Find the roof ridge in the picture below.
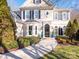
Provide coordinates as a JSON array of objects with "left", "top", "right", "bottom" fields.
[
  {"left": 43, "top": 0, "right": 53, "bottom": 6},
  {"left": 20, "top": 0, "right": 53, "bottom": 9}
]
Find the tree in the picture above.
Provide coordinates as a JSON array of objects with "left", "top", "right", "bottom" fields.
[
  {"left": 65, "top": 19, "right": 79, "bottom": 42},
  {"left": 0, "top": 0, "right": 18, "bottom": 53},
  {"left": 65, "top": 21, "right": 72, "bottom": 38},
  {"left": 73, "top": 19, "right": 79, "bottom": 33},
  {"left": 65, "top": 21, "right": 74, "bottom": 42}
]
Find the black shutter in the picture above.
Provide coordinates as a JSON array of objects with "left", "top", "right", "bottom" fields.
[
  {"left": 23, "top": 10, "right": 25, "bottom": 19},
  {"left": 30, "top": 10, "right": 31, "bottom": 20},
  {"left": 32, "top": 10, "right": 34, "bottom": 19},
  {"left": 39, "top": 10, "right": 41, "bottom": 19}
]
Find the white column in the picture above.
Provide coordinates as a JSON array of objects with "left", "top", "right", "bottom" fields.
[
  {"left": 37, "top": 26, "right": 38, "bottom": 36},
  {"left": 27, "top": 25, "right": 29, "bottom": 36},
  {"left": 50, "top": 26, "right": 52, "bottom": 37},
  {"left": 33, "top": 25, "right": 35, "bottom": 36},
  {"left": 23, "top": 24, "right": 27, "bottom": 36},
  {"left": 43, "top": 24, "right": 45, "bottom": 38}
]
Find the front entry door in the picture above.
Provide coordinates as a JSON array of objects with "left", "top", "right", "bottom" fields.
[{"left": 45, "top": 24, "right": 50, "bottom": 37}]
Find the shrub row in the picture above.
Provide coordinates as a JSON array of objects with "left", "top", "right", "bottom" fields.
[
  {"left": 17, "top": 36, "right": 40, "bottom": 48},
  {"left": 56, "top": 36, "right": 79, "bottom": 45},
  {"left": 0, "top": 36, "right": 40, "bottom": 53}
]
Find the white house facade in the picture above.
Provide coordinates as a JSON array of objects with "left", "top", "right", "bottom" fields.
[{"left": 14, "top": 0, "right": 71, "bottom": 38}]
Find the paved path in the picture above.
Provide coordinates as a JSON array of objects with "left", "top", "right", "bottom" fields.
[{"left": 0, "top": 38, "right": 58, "bottom": 59}]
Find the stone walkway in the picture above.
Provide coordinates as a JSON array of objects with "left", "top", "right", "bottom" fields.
[{"left": 0, "top": 38, "right": 58, "bottom": 59}]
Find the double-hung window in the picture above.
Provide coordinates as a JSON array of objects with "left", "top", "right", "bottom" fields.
[
  {"left": 58, "top": 12, "right": 62, "bottom": 20},
  {"left": 29, "top": 26, "right": 32, "bottom": 35},
  {"left": 63, "top": 12, "right": 68, "bottom": 20},
  {"left": 34, "top": 10, "right": 40, "bottom": 19},
  {"left": 26, "top": 10, "right": 30, "bottom": 19},
  {"left": 29, "top": 10, "right": 34, "bottom": 20},
  {"left": 54, "top": 12, "right": 58, "bottom": 20}
]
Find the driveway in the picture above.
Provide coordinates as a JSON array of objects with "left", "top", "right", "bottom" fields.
[{"left": 0, "top": 38, "right": 58, "bottom": 59}]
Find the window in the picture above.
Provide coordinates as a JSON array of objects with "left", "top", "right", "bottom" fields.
[
  {"left": 29, "top": 26, "right": 32, "bottom": 35},
  {"left": 58, "top": 12, "right": 62, "bottom": 20},
  {"left": 34, "top": 10, "right": 40, "bottom": 19},
  {"left": 28, "top": 10, "right": 41, "bottom": 20},
  {"left": 29, "top": 10, "right": 34, "bottom": 20},
  {"left": 63, "top": 13, "right": 66, "bottom": 19},
  {"left": 46, "top": 12, "right": 49, "bottom": 15},
  {"left": 54, "top": 26, "right": 58, "bottom": 35},
  {"left": 26, "top": 10, "right": 30, "bottom": 19},
  {"left": 46, "top": 12, "right": 49, "bottom": 18},
  {"left": 23, "top": 10, "right": 25, "bottom": 19},
  {"left": 54, "top": 12, "right": 58, "bottom": 20},
  {"left": 35, "top": 26, "right": 37, "bottom": 35},
  {"left": 58, "top": 28, "right": 63, "bottom": 35},
  {"left": 63, "top": 12, "right": 68, "bottom": 20},
  {"left": 33, "top": 0, "right": 41, "bottom": 4}
]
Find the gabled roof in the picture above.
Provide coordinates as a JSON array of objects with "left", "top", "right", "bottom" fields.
[{"left": 20, "top": 0, "right": 53, "bottom": 10}]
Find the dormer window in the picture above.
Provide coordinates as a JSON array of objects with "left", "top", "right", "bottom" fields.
[{"left": 33, "top": 0, "right": 41, "bottom": 4}]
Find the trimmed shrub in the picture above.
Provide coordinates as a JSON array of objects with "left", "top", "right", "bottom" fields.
[
  {"left": 17, "top": 37, "right": 30, "bottom": 48},
  {"left": 56, "top": 36, "right": 69, "bottom": 44},
  {"left": 17, "top": 36, "right": 40, "bottom": 48},
  {"left": 29, "top": 36, "right": 40, "bottom": 45}
]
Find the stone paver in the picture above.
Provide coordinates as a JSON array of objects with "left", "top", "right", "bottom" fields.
[{"left": 0, "top": 38, "right": 58, "bottom": 59}]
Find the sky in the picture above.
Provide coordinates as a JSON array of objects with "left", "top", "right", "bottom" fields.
[{"left": 7, "top": 0, "right": 79, "bottom": 11}]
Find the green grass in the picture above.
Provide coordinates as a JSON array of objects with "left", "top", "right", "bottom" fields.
[{"left": 39, "top": 45, "right": 79, "bottom": 59}]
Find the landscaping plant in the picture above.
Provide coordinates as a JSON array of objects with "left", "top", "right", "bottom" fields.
[{"left": 0, "top": 0, "right": 18, "bottom": 53}]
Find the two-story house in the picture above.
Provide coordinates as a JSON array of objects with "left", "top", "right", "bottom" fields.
[{"left": 14, "top": 0, "right": 70, "bottom": 38}]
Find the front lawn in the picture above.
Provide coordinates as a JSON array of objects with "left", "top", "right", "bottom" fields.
[{"left": 39, "top": 45, "right": 79, "bottom": 59}]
